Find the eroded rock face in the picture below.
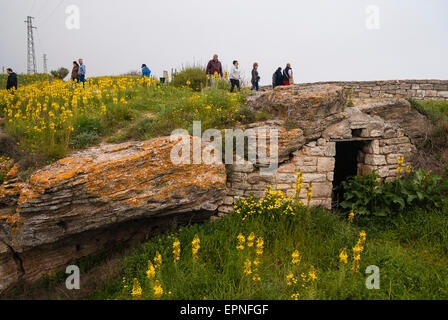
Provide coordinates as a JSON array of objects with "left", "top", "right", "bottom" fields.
[
  {"left": 247, "top": 84, "right": 347, "bottom": 139},
  {"left": 356, "top": 98, "right": 432, "bottom": 144},
  {"left": 0, "top": 136, "right": 226, "bottom": 292}
]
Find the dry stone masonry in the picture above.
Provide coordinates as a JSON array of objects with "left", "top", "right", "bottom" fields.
[
  {"left": 219, "top": 84, "right": 424, "bottom": 214},
  {"left": 262, "top": 80, "right": 448, "bottom": 100}
]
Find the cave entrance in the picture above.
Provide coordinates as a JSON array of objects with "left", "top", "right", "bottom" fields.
[{"left": 331, "top": 139, "right": 369, "bottom": 210}]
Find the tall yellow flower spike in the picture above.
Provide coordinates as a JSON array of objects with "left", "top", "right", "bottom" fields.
[
  {"left": 339, "top": 248, "right": 348, "bottom": 264},
  {"left": 173, "top": 238, "right": 181, "bottom": 262},
  {"left": 236, "top": 233, "right": 245, "bottom": 251},
  {"left": 291, "top": 250, "right": 300, "bottom": 265},
  {"left": 131, "top": 278, "right": 142, "bottom": 299},
  {"left": 192, "top": 234, "right": 200, "bottom": 260},
  {"left": 154, "top": 251, "right": 162, "bottom": 270},
  {"left": 146, "top": 260, "right": 155, "bottom": 280},
  {"left": 348, "top": 210, "right": 355, "bottom": 223}
]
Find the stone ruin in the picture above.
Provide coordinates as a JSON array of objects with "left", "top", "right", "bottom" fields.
[
  {"left": 0, "top": 84, "right": 432, "bottom": 293},
  {"left": 218, "top": 84, "right": 429, "bottom": 213}
]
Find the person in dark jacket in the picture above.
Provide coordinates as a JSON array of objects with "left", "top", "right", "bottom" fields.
[
  {"left": 251, "top": 62, "right": 260, "bottom": 91},
  {"left": 272, "top": 67, "right": 283, "bottom": 88},
  {"left": 6, "top": 68, "right": 18, "bottom": 91},
  {"left": 206, "top": 54, "right": 223, "bottom": 86},
  {"left": 71, "top": 61, "right": 79, "bottom": 82},
  {"left": 282, "top": 63, "right": 293, "bottom": 85}
]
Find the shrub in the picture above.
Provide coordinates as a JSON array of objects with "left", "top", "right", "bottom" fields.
[
  {"left": 340, "top": 169, "right": 448, "bottom": 217},
  {"left": 70, "top": 131, "right": 101, "bottom": 149},
  {"left": 50, "top": 67, "right": 69, "bottom": 80},
  {"left": 172, "top": 67, "right": 207, "bottom": 91}
]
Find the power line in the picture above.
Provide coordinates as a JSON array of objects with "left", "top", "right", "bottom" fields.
[
  {"left": 29, "top": 0, "right": 37, "bottom": 16},
  {"left": 41, "top": 0, "right": 66, "bottom": 26}
]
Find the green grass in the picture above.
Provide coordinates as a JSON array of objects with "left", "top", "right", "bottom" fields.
[
  {"left": 90, "top": 199, "right": 448, "bottom": 300},
  {"left": 0, "top": 73, "right": 49, "bottom": 89},
  {"left": 107, "top": 85, "right": 251, "bottom": 143}
]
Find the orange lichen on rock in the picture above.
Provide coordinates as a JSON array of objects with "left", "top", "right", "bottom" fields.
[
  {"left": 12, "top": 136, "right": 226, "bottom": 212},
  {"left": 0, "top": 212, "right": 23, "bottom": 237}
]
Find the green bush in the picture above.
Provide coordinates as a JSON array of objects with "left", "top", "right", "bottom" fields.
[
  {"left": 50, "top": 67, "right": 69, "bottom": 80},
  {"left": 172, "top": 67, "right": 207, "bottom": 91},
  {"left": 70, "top": 131, "right": 101, "bottom": 149},
  {"left": 340, "top": 169, "right": 448, "bottom": 217}
]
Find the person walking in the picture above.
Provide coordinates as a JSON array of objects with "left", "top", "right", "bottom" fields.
[
  {"left": 272, "top": 67, "right": 283, "bottom": 88},
  {"left": 77, "top": 58, "right": 86, "bottom": 88},
  {"left": 141, "top": 64, "right": 151, "bottom": 78},
  {"left": 251, "top": 62, "right": 260, "bottom": 91},
  {"left": 206, "top": 54, "right": 223, "bottom": 86},
  {"left": 282, "top": 63, "right": 293, "bottom": 86},
  {"left": 229, "top": 60, "right": 241, "bottom": 93},
  {"left": 6, "top": 68, "right": 18, "bottom": 92},
  {"left": 71, "top": 61, "right": 79, "bottom": 82}
]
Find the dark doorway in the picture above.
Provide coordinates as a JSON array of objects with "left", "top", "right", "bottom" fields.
[{"left": 331, "top": 140, "right": 365, "bottom": 209}]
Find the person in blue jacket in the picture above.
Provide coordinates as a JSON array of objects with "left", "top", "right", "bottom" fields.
[{"left": 141, "top": 64, "right": 151, "bottom": 78}]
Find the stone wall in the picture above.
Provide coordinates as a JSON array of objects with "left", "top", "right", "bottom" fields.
[{"left": 263, "top": 80, "right": 448, "bottom": 100}]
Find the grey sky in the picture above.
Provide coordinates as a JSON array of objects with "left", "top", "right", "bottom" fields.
[{"left": 1, "top": 0, "right": 447, "bottom": 85}]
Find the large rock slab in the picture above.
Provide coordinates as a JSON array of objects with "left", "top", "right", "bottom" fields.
[
  {"left": 356, "top": 98, "right": 432, "bottom": 143},
  {"left": 0, "top": 136, "right": 226, "bottom": 292},
  {"left": 247, "top": 84, "right": 347, "bottom": 140}
]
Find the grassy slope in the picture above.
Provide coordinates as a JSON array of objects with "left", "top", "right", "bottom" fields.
[
  {"left": 408, "top": 99, "right": 448, "bottom": 176},
  {"left": 90, "top": 203, "right": 448, "bottom": 300}
]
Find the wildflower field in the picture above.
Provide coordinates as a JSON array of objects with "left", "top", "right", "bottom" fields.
[{"left": 0, "top": 73, "right": 250, "bottom": 170}]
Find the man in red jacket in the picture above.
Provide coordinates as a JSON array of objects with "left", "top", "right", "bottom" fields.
[{"left": 206, "top": 54, "right": 223, "bottom": 86}]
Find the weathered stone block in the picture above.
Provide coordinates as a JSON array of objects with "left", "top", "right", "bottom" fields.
[
  {"left": 317, "top": 157, "right": 335, "bottom": 172},
  {"left": 364, "top": 154, "right": 386, "bottom": 166},
  {"left": 302, "top": 173, "right": 327, "bottom": 182}
]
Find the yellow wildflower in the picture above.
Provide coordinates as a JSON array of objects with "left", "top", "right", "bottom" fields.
[
  {"left": 339, "top": 248, "right": 348, "bottom": 264},
  {"left": 291, "top": 250, "right": 300, "bottom": 265},
  {"left": 192, "top": 234, "right": 200, "bottom": 260},
  {"left": 348, "top": 210, "right": 355, "bottom": 223},
  {"left": 153, "top": 280, "right": 163, "bottom": 299},
  {"left": 154, "top": 251, "right": 162, "bottom": 270},
  {"left": 236, "top": 233, "right": 245, "bottom": 251},
  {"left": 146, "top": 260, "right": 155, "bottom": 280},
  {"left": 131, "top": 278, "right": 142, "bottom": 298},
  {"left": 173, "top": 238, "right": 181, "bottom": 262},
  {"left": 308, "top": 266, "right": 317, "bottom": 282},
  {"left": 247, "top": 232, "right": 255, "bottom": 247},
  {"left": 243, "top": 259, "right": 252, "bottom": 276},
  {"left": 256, "top": 237, "right": 264, "bottom": 256}
]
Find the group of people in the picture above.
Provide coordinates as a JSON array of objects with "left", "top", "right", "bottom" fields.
[
  {"left": 272, "top": 63, "right": 294, "bottom": 88},
  {"left": 6, "top": 55, "right": 294, "bottom": 93},
  {"left": 205, "top": 54, "right": 294, "bottom": 92},
  {"left": 70, "top": 58, "right": 87, "bottom": 87}
]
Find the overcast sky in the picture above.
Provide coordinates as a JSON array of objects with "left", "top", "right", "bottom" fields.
[{"left": 1, "top": 0, "right": 447, "bottom": 84}]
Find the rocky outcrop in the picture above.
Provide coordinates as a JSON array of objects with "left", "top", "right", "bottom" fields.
[
  {"left": 355, "top": 98, "right": 432, "bottom": 144},
  {"left": 0, "top": 136, "right": 226, "bottom": 292},
  {"left": 247, "top": 84, "right": 347, "bottom": 140}
]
